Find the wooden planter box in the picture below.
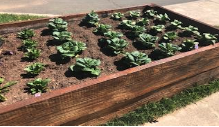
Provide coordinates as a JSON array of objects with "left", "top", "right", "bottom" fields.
[{"left": 0, "top": 4, "right": 219, "bottom": 126}]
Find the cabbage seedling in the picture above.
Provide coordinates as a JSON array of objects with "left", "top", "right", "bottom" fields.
[{"left": 70, "top": 57, "right": 101, "bottom": 76}]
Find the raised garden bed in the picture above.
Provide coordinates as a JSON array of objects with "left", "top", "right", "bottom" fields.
[{"left": 0, "top": 4, "right": 219, "bottom": 126}]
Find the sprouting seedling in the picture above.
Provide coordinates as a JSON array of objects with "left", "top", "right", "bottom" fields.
[
  {"left": 48, "top": 18, "right": 68, "bottom": 32},
  {"left": 163, "top": 31, "right": 178, "bottom": 42},
  {"left": 180, "top": 39, "right": 199, "bottom": 52},
  {"left": 129, "top": 11, "right": 141, "bottom": 19},
  {"left": 136, "top": 18, "right": 149, "bottom": 26},
  {"left": 123, "top": 51, "right": 151, "bottom": 67},
  {"left": 70, "top": 57, "right": 101, "bottom": 76},
  {"left": 24, "top": 48, "right": 41, "bottom": 60},
  {"left": 158, "top": 43, "right": 181, "bottom": 57},
  {"left": 181, "top": 25, "right": 200, "bottom": 36},
  {"left": 17, "top": 29, "right": 35, "bottom": 40},
  {"left": 22, "top": 39, "right": 38, "bottom": 50},
  {"left": 169, "top": 20, "right": 183, "bottom": 29},
  {"left": 57, "top": 40, "right": 87, "bottom": 59},
  {"left": 107, "top": 38, "right": 128, "bottom": 55},
  {"left": 0, "top": 78, "right": 17, "bottom": 102},
  {"left": 197, "top": 33, "right": 218, "bottom": 46},
  {"left": 144, "top": 9, "right": 157, "bottom": 18},
  {"left": 26, "top": 78, "right": 50, "bottom": 94},
  {"left": 104, "top": 31, "right": 123, "bottom": 39},
  {"left": 119, "top": 20, "right": 136, "bottom": 30},
  {"left": 52, "top": 31, "right": 72, "bottom": 42},
  {"left": 93, "top": 24, "right": 112, "bottom": 35},
  {"left": 137, "top": 33, "right": 159, "bottom": 48},
  {"left": 150, "top": 25, "right": 165, "bottom": 34},
  {"left": 24, "top": 62, "right": 45, "bottom": 75},
  {"left": 82, "top": 10, "right": 100, "bottom": 26},
  {"left": 111, "top": 12, "right": 124, "bottom": 20},
  {"left": 156, "top": 13, "right": 170, "bottom": 23}
]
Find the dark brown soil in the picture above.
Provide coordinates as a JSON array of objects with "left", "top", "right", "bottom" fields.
[{"left": 0, "top": 11, "right": 202, "bottom": 107}]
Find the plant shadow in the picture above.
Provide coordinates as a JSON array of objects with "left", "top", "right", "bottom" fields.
[
  {"left": 46, "top": 39, "right": 63, "bottom": 46},
  {"left": 149, "top": 49, "right": 166, "bottom": 60},
  {"left": 41, "top": 29, "right": 52, "bottom": 36},
  {"left": 20, "top": 73, "right": 37, "bottom": 79},
  {"left": 49, "top": 53, "right": 70, "bottom": 65},
  {"left": 114, "top": 58, "right": 129, "bottom": 71},
  {"left": 64, "top": 69, "right": 96, "bottom": 80}
]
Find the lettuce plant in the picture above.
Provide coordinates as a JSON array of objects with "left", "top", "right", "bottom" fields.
[
  {"left": 130, "top": 25, "right": 146, "bottom": 37},
  {"left": 82, "top": 10, "right": 100, "bottom": 26},
  {"left": 159, "top": 43, "right": 181, "bottom": 57},
  {"left": 180, "top": 39, "right": 198, "bottom": 51},
  {"left": 24, "top": 48, "right": 41, "bottom": 60},
  {"left": 52, "top": 31, "right": 72, "bottom": 42},
  {"left": 24, "top": 62, "right": 45, "bottom": 75},
  {"left": 120, "top": 20, "right": 136, "bottom": 30},
  {"left": 198, "top": 33, "right": 218, "bottom": 46},
  {"left": 57, "top": 40, "right": 87, "bottom": 59},
  {"left": 70, "top": 57, "right": 101, "bottom": 76},
  {"left": 22, "top": 39, "right": 38, "bottom": 50},
  {"left": 169, "top": 20, "right": 182, "bottom": 29},
  {"left": 107, "top": 38, "right": 128, "bottom": 55},
  {"left": 123, "top": 51, "right": 151, "bottom": 67},
  {"left": 163, "top": 31, "right": 178, "bottom": 42},
  {"left": 0, "top": 79, "right": 17, "bottom": 102},
  {"left": 111, "top": 12, "right": 124, "bottom": 20},
  {"left": 26, "top": 78, "right": 50, "bottom": 94},
  {"left": 137, "top": 33, "right": 158, "bottom": 48},
  {"left": 181, "top": 25, "right": 200, "bottom": 36},
  {"left": 156, "top": 13, "right": 170, "bottom": 23},
  {"left": 129, "top": 11, "right": 141, "bottom": 19},
  {"left": 17, "top": 29, "right": 35, "bottom": 40},
  {"left": 136, "top": 18, "right": 149, "bottom": 26},
  {"left": 150, "top": 25, "right": 165, "bottom": 34},
  {"left": 104, "top": 31, "right": 123, "bottom": 39},
  {"left": 144, "top": 9, "right": 157, "bottom": 18},
  {"left": 48, "top": 18, "right": 68, "bottom": 32},
  {"left": 93, "top": 24, "right": 112, "bottom": 35}
]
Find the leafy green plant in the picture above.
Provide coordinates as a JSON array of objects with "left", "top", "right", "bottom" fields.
[
  {"left": 137, "top": 33, "right": 158, "bottom": 48},
  {"left": 136, "top": 18, "right": 149, "bottom": 26},
  {"left": 17, "top": 29, "right": 35, "bottom": 40},
  {"left": 169, "top": 20, "right": 182, "bottom": 29},
  {"left": 144, "top": 9, "right": 157, "bottom": 18},
  {"left": 181, "top": 25, "right": 200, "bottom": 36},
  {"left": 107, "top": 38, "right": 128, "bottom": 55},
  {"left": 82, "top": 10, "right": 100, "bottom": 26},
  {"left": 159, "top": 43, "right": 181, "bottom": 57},
  {"left": 163, "top": 31, "right": 178, "bottom": 42},
  {"left": 52, "top": 31, "right": 72, "bottom": 42},
  {"left": 22, "top": 39, "right": 38, "bottom": 50},
  {"left": 93, "top": 24, "right": 112, "bottom": 35},
  {"left": 150, "top": 25, "right": 165, "bottom": 34},
  {"left": 48, "top": 18, "right": 68, "bottom": 32},
  {"left": 130, "top": 25, "right": 146, "bottom": 37},
  {"left": 129, "top": 11, "right": 141, "bottom": 19},
  {"left": 180, "top": 39, "right": 198, "bottom": 51},
  {"left": 111, "top": 12, "right": 124, "bottom": 20},
  {"left": 104, "top": 31, "right": 123, "bottom": 39},
  {"left": 156, "top": 13, "right": 170, "bottom": 23},
  {"left": 24, "top": 62, "right": 45, "bottom": 75},
  {"left": 123, "top": 51, "right": 151, "bottom": 67},
  {"left": 198, "top": 33, "right": 218, "bottom": 46},
  {"left": 24, "top": 48, "right": 41, "bottom": 60},
  {"left": 70, "top": 57, "right": 101, "bottom": 76},
  {"left": 0, "top": 79, "right": 17, "bottom": 102},
  {"left": 26, "top": 78, "right": 50, "bottom": 94},
  {"left": 57, "top": 40, "right": 87, "bottom": 59},
  {"left": 119, "top": 20, "right": 136, "bottom": 30}
]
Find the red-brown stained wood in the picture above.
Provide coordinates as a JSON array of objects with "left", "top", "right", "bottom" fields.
[{"left": 0, "top": 4, "right": 219, "bottom": 126}]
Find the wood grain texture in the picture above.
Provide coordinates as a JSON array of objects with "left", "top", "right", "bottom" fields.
[{"left": 0, "top": 5, "right": 219, "bottom": 126}]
